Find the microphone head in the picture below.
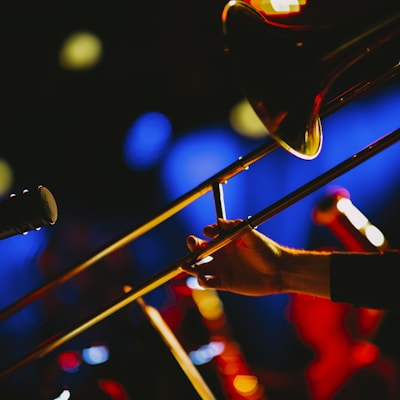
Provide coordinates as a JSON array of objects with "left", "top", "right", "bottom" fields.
[{"left": 0, "top": 185, "right": 58, "bottom": 240}]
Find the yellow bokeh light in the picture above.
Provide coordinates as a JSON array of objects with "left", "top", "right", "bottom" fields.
[
  {"left": 250, "top": 0, "right": 306, "bottom": 15},
  {"left": 59, "top": 31, "right": 103, "bottom": 70},
  {"left": 229, "top": 98, "right": 269, "bottom": 139},
  {"left": 192, "top": 289, "right": 224, "bottom": 320},
  {"left": 233, "top": 374, "right": 259, "bottom": 396},
  {"left": 0, "top": 158, "right": 14, "bottom": 196}
]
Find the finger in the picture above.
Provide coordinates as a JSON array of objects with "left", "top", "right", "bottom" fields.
[
  {"left": 202, "top": 223, "right": 219, "bottom": 239},
  {"left": 202, "top": 218, "right": 243, "bottom": 238},
  {"left": 197, "top": 274, "right": 220, "bottom": 290},
  {"left": 182, "top": 254, "right": 216, "bottom": 276},
  {"left": 186, "top": 235, "right": 208, "bottom": 252},
  {"left": 218, "top": 218, "right": 243, "bottom": 230}
]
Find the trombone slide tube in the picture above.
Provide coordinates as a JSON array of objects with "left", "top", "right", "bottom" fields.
[
  {"left": 0, "top": 140, "right": 279, "bottom": 322},
  {"left": 1, "top": 128, "right": 399, "bottom": 380}
]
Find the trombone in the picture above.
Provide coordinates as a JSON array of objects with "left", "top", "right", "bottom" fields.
[{"left": 1, "top": 0, "right": 400, "bottom": 381}]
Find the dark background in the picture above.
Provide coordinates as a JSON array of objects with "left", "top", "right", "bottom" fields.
[
  {"left": 0, "top": 1, "right": 237, "bottom": 213},
  {"left": 0, "top": 1, "right": 399, "bottom": 399}
]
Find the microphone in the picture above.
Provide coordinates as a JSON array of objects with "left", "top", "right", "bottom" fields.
[{"left": 0, "top": 185, "right": 58, "bottom": 240}]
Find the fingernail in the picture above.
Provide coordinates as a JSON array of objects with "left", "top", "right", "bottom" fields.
[{"left": 196, "top": 256, "right": 214, "bottom": 266}]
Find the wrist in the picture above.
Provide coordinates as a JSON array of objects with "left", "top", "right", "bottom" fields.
[{"left": 281, "top": 248, "right": 332, "bottom": 298}]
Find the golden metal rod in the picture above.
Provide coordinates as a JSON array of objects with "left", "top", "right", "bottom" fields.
[
  {"left": 1, "top": 128, "right": 398, "bottom": 380},
  {"left": 0, "top": 140, "right": 279, "bottom": 322},
  {"left": 0, "top": 267, "right": 183, "bottom": 381},
  {"left": 137, "top": 298, "right": 217, "bottom": 400}
]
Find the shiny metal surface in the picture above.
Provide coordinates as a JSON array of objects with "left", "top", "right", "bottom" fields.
[
  {"left": 1, "top": 0, "right": 400, "bottom": 384},
  {"left": 222, "top": 1, "right": 400, "bottom": 158}
]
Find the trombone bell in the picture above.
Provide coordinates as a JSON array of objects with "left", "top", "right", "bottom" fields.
[{"left": 222, "top": 0, "right": 400, "bottom": 160}]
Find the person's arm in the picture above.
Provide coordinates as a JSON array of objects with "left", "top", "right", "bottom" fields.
[
  {"left": 280, "top": 248, "right": 331, "bottom": 298},
  {"left": 184, "top": 218, "right": 332, "bottom": 297},
  {"left": 184, "top": 218, "right": 400, "bottom": 310}
]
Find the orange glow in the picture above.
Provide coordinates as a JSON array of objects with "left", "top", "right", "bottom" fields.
[
  {"left": 176, "top": 274, "right": 266, "bottom": 398},
  {"left": 192, "top": 289, "right": 224, "bottom": 320},
  {"left": 122, "top": 285, "right": 132, "bottom": 293},
  {"left": 233, "top": 374, "right": 259, "bottom": 396},
  {"left": 248, "top": 0, "right": 307, "bottom": 15}
]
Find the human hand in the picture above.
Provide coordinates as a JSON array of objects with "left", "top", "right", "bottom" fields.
[{"left": 183, "top": 218, "right": 287, "bottom": 296}]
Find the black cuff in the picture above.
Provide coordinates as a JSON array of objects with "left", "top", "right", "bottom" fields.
[{"left": 330, "top": 251, "right": 400, "bottom": 310}]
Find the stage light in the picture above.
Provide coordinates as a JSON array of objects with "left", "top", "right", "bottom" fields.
[
  {"left": 0, "top": 158, "right": 13, "bottom": 196},
  {"left": 160, "top": 125, "right": 245, "bottom": 233},
  {"left": 336, "top": 197, "right": 387, "bottom": 249},
  {"left": 189, "top": 341, "right": 225, "bottom": 366},
  {"left": 229, "top": 98, "right": 269, "bottom": 139},
  {"left": 98, "top": 379, "right": 129, "bottom": 400},
  {"left": 337, "top": 198, "right": 368, "bottom": 229},
  {"left": 123, "top": 111, "right": 172, "bottom": 170},
  {"left": 0, "top": 230, "right": 50, "bottom": 336},
  {"left": 192, "top": 289, "right": 224, "bottom": 321},
  {"left": 365, "top": 225, "right": 386, "bottom": 248},
  {"left": 82, "top": 344, "right": 109, "bottom": 365},
  {"left": 245, "top": 0, "right": 307, "bottom": 15},
  {"left": 57, "top": 350, "right": 81, "bottom": 373},
  {"left": 82, "top": 345, "right": 110, "bottom": 365},
  {"left": 59, "top": 31, "right": 102, "bottom": 70},
  {"left": 233, "top": 374, "right": 259, "bottom": 396}
]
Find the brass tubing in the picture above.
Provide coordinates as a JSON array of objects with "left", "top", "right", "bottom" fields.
[
  {"left": 1, "top": 127, "right": 398, "bottom": 381},
  {"left": 0, "top": 139, "right": 280, "bottom": 322}
]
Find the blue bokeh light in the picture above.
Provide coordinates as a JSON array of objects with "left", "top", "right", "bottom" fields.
[
  {"left": 122, "top": 111, "right": 172, "bottom": 170},
  {"left": 157, "top": 83, "right": 400, "bottom": 247},
  {"left": 0, "top": 230, "right": 50, "bottom": 333},
  {"left": 156, "top": 84, "right": 400, "bottom": 369},
  {"left": 0, "top": 228, "right": 50, "bottom": 382},
  {"left": 160, "top": 125, "right": 248, "bottom": 234}
]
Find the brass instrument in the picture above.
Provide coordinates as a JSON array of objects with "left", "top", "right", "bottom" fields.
[
  {"left": 1, "top": 0, "right": 399, "bottom": 385},
  {"left": 222, "top": 0, "right": 400, "bottom": 158}
]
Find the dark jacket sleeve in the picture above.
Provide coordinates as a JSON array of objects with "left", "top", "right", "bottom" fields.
[{"left": 330, "top": 250, "right": 400, "bottom": 310}]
